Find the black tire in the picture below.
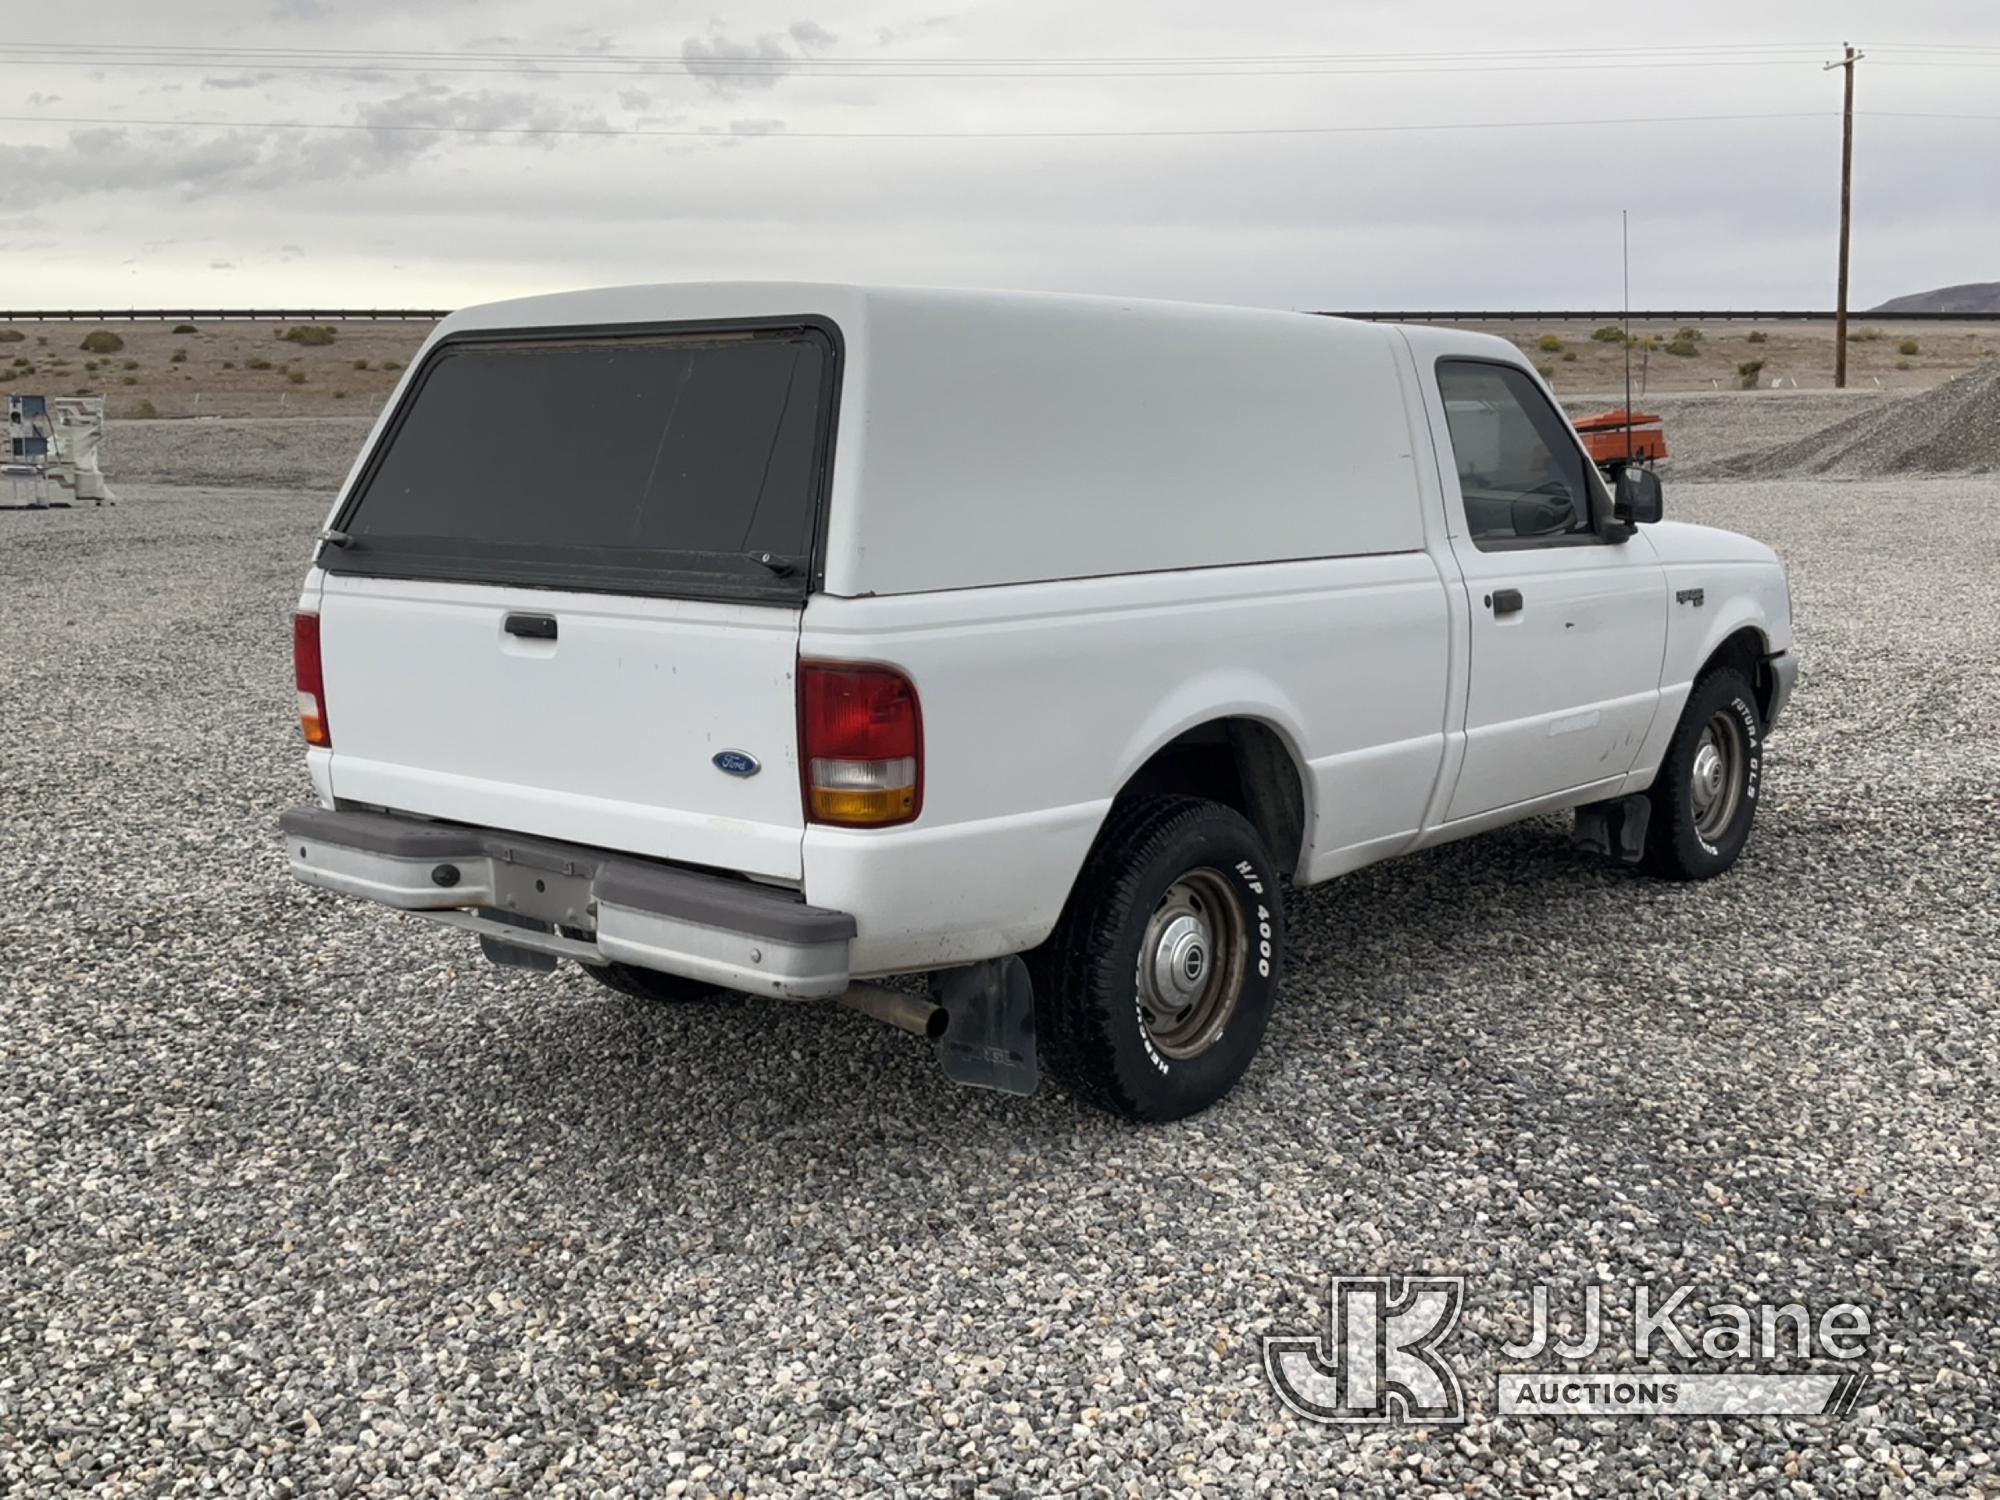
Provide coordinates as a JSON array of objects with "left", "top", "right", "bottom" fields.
[
  {"left": 1642, "top": 665, "right": 1763, "bottom": 880},
  {"left": 584, "top": 962, "right": 720, "bottom": 1003},
  {"left": 1029, "top": 795, "right": 1284, "bottom": 1121}
]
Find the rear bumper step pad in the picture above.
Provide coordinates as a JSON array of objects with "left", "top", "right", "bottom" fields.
[{"left": 279, "top": 805, "right": 855, "bottom": 997}]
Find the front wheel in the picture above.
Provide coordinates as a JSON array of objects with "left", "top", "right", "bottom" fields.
[
  {"left": 1642, "top": 666, "right": 1763, "bottom": 880},
  {"left": 1030, "top": 796, "right": 1284, "bottom": 1121}
]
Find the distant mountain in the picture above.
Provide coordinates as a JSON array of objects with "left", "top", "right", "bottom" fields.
[{"left": 1869, "top": 282, "right": 2000, "bottom": 314}]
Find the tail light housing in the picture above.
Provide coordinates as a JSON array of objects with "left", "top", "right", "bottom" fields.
[
  {"left": 293, "top": 611, "right": 331, "bottom": 747},
  {"left": 799, "top": 662, "right": 921, "bottom": 826}
]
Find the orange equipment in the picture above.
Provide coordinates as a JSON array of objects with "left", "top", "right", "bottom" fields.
[{"left": 1572, "top": 407, "right": 1667, "bottom": 467}]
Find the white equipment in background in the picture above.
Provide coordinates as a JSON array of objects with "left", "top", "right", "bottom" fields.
[{"left": 3, "top": 395, "right": 115, "bottom": 509}]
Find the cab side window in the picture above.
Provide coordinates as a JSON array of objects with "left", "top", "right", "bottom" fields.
[{"left": 1437, "top": 361, "right": 1601, "bottom": 546}]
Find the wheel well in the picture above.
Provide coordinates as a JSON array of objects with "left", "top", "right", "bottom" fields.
[
  {"left": 1703, "top": 626, "right": 1778, "bottom": 723},
  {"left": 1111, "top": 719, "right": 1307, "bottom": 874}
]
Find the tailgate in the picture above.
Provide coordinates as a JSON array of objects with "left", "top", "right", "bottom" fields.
[{"left": 317, "top": 576, "right": 807, "bottom": 880}]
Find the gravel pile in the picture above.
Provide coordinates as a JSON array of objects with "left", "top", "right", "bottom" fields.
[
  {"left": 3, "top": 469, "right": 1998, "bottom": 1495},
  {"left": 1700, "top": 360, "right": 2000, "bottom": 479}
]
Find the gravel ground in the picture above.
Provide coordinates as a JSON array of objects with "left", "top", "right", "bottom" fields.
[
  {"left": 101, "top": 418, "right": 374, "bottom": 492},
  {"left": 3, "top": 460, "right": 1998, "bottom": 1496}
]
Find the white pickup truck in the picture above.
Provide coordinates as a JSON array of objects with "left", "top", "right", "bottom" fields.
[{"left": 282, "top": 283, "right": 1796, "bottom": 1120}]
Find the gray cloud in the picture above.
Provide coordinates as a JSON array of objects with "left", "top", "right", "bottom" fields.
[
  {"left": 681, "top": 29, "right": 806, "bottom": 95},
  {"left": 788, "top": 20, "right": 838, "bottom": 52},
  {"left": 0, "top": 85, "right": 612, "bottom": 211},
  {"left": 203, "top": 72, "right": 282, "bottom": 91}
]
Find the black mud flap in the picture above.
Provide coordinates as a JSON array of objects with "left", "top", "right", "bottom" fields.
[
  {"left": 1572, "top": 793, "right": 1651, "bottom": 864},
  {"left": 933, "top": 956, "right": 1039, "bottom": 1097},
  {"left": 477, "top": 908, "right": 559, "bottom": 972},
  {"left": 478, "top": 934, "right": 558, "bottom": 972}
]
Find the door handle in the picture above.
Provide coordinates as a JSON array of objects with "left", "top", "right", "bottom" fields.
[
  {"left": 1488, "top": 588, "right": 1524, "bottom": 616},
  {"left": 503, "top": 613, "right": 558, "bottom": 640}
]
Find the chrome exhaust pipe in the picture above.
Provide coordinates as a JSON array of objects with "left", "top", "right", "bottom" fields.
[{"left": 838, "top": 983, "right": 947, "bottom": 1040}]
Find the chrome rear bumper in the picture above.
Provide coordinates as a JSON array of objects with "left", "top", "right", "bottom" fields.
[{"left": 279, "top": 806, "right": 856, "bottom": 997}]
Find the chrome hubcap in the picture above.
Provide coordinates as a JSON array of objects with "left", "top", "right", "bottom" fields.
[
  {"left": 1690, "top": 710, "right": 1747, "bottom": 844},
  {"left": 1137, "top": 869, "right": 1247, "bottom": 1059}
]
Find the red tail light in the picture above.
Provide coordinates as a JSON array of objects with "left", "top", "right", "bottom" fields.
[
  {"left": 799, "top": 662, "right": 921, "bottom": 826},
  {"left": 293, "top": 611, "right": 331, "bottom": 748}
]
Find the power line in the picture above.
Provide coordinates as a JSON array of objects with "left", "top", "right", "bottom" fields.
[
  {"left": 0, "top": 39, "right": 1855, "bottom": 67},
  {"left": 0, "top": 108, "right": 1866, "bottom": 141},
  {"left": 0, "top": 54, "right": 1849, "bottom": 82}
]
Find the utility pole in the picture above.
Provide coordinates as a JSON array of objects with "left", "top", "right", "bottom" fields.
[{"left": 1825, "top": 42, "right": 1863, "bottom": 388}]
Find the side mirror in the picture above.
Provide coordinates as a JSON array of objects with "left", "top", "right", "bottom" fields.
[{"left": 1613, "top": 466, "right": 1663, "bottom": 526}]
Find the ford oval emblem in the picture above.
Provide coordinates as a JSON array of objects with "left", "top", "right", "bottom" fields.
[{"left": 712, "top": 749, "right": 762, "bottom": 778}]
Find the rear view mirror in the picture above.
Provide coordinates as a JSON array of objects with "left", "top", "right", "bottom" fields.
[{"left": 1614, "top": 467, "right": 1663, "bottom": 526}]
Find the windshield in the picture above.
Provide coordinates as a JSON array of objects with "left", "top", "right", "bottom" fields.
[{"left": 326, "top": 326, "right": 834, "bottom": 601}]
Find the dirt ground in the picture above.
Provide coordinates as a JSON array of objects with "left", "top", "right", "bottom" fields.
[
  {"left": 3, "top": 315, "right": 1995, "bottom": 421},
  {"left": 0, "top": 319, "right": 428, "bottom": 420}
]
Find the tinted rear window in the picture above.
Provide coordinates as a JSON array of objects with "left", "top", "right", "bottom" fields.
[{"left": 327, "top": 327, "right": 833, "bottom": 601}]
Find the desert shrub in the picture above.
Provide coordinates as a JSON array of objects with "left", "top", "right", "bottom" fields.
[
  {"left": 1534, "top": 361, "right": 1555, "bottom": 379},
  {"left": 287, "top": 369, "right": 308, "bottom": 385},
  {"left": 0, "top": 329, "right": 24, "bottom": 344},
  {"left": 1639, "top": 336, "right": 1661, "bottom": 351},
  {"left": 134, "top": 399, "right": 159, "bottom": 418},
  {"left": 1664, "top": 336, "right": 1700, "bottom": 357},
  {"left": 170, "top": 349, "right": 188, "bottom": 363},
  {"left": 352, "top": 358, "right": 370, "bottom": 370},
  {"left": 1591, "top": 324, "right": 1625, "bottom": 343},
  {"left": 80, "top": 330, "right": 125, "bottom": 354},
  {"left": 381, "top": 359, "right": 402, "bottom": 371},
  {"left": 1537, "top": 333, "right": 1564, "bottom": 353},
  {"left": 334, "top": 389, "right": 349, "bottom": 399},
  {"left": 120, "top": 375, "right": 138, "bottom": 386},
  {"left": 281, "top": 325, "right": 338, "bottom": 347},
  {"left": 1746, "top": 330, "right": 1767, "bottom": 344},
  {"left": 1737, "top": 359, "right": 1767, "bottom": 390},
  {"left": 1561, "top": 350, "right": 1577, "bottom": 363},
  {"left": 172, "top": 323, "right": 198, "bottom": 334},
  {"left": 221, "top": 360, "right": 236, "bottom": 369},
  {"left": 1846, "top": 326, "right": 1881, "bottom": 343},
  {"left": 246, "top": 357, "right": 273, "bottom": 371},
  {"left": 1897, "top": 358, "right": 1914, "bottom": 370},
  {"left": 34, "top": 335, "right": 47, "bottom": 347},
  {"left": 122, "top": 359, "right": 140, "bottom": 370},
  {"left": 1673, "top": 327, "right": 1704, "bottom": 345},
  {"left": 84, "top": 360, "right": 99, "bottom": 372},
  {"left": 1898, "top": 337, "right": 1920, "bottom": 356}
]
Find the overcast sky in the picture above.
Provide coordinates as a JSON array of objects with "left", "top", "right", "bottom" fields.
[{"left": 2, "top": 2, "right": 1996, "bottom": 311}]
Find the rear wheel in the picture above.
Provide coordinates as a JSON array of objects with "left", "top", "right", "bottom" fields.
[
  {"left": 1031, "top": 796, "right": 1283, "bottom": 1121},
  {"left": 1642, "top": 666, "right": 1763, "bottom": 880},
  {"left": 584, "top": 962, "right": 720, "bottom": 1003}
]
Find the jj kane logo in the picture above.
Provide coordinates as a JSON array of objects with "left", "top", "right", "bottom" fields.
[{"left": 1265, "top": 1277, "right": 1871, "bottom": 1425}]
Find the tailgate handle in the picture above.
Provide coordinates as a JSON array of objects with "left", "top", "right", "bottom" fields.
[{"left": 504, "top": 613, "right": 558, "bottom": 641}]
